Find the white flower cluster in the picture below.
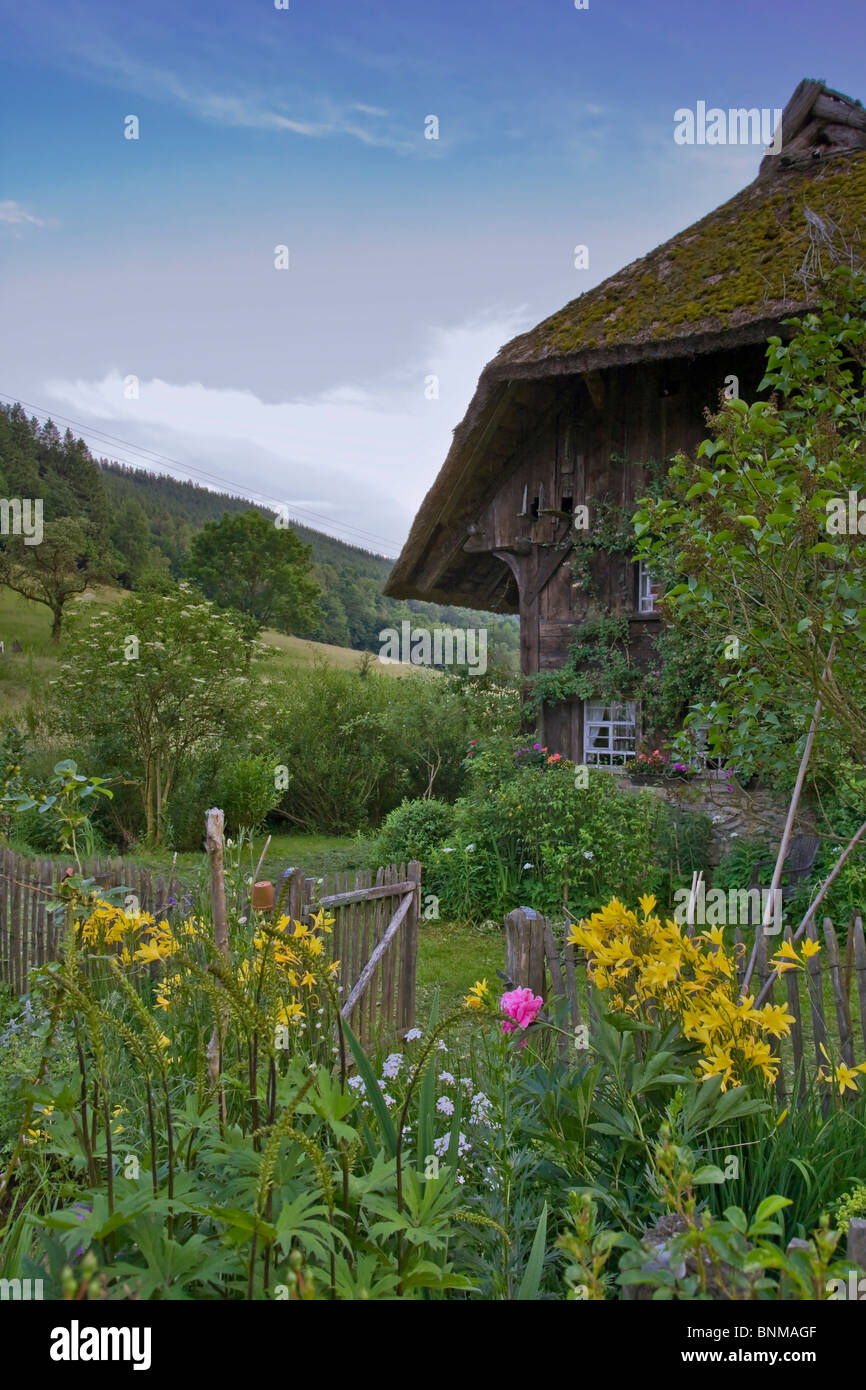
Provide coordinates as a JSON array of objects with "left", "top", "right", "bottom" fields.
[
  {"left": 382, "top": 1052, "right": 403, "bottom": 1080},
  {"left": 469, "top": 1091, "right": 493, "bottom": 1126},
  {"left": 405, "top": 1028, "right": 423, "bottom": 1042},
  {"left": 377, "top": 1079, "right": 396, "bottom": 1106},
  {"left": 433, "top": 1132, "right": 471, "bottom": 1159},
  {"left": 436, "top": 1096, "right": 455, "bottom": 1116},
  {"left": 438, "top": 1071, "right": 455, "bottom": 1086}
]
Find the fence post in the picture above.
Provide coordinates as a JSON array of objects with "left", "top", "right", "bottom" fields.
[
  {"left": 399, "top": 861, "right": 421, "bottom": 1033},
  {"left": 205, "top": 808, "right": 229, "bottom": 1120},
  {"left": 505, "top": 907, "right": 547, "bottom": 999},
  {"left": 848, "top": 1220, "right": 866, "bottom": 1283},
  {"left": 823, "top": 917, "right": 855, "bottom": 1068}
]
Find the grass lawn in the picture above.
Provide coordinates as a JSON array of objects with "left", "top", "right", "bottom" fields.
[
  {"left": 416, "top": 920, "right": 505, "bottom": 1020},
  {"left": 122, "top": 831, "right": 378, "bottom": 882}
]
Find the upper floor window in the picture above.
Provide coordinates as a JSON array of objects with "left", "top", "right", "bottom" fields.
[
  {"left": 637, "top": 559, "right": 658, "bottom": 614},
  {"left": 583, "top": 699, "right": 637, "bottom": 766}
]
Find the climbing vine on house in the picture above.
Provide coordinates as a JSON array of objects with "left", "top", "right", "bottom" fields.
[
  {"left": 527, "top": 615, "right": 718, "bottom": 734},
  {"left": 531, "top": 484, "right": 721, "bottom": 735},
  {"left": 528, "top": 615, "right": 640, "bottom": 711},
  {"left": 568, "top": 494, "right": 634, "bottom": 598}
]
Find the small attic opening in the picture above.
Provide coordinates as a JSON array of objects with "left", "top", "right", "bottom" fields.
[
  {"left": 560, "top": 495, "right": 574, "bottom": 514},
  {"left": 530, "top": 495, "right": 540, "bottom": 519}
]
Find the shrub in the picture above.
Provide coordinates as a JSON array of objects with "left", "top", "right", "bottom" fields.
[
  {"left": 213, "top": 753, "right": 281, "bottom": 836},
  {"left": 425, "top": 762, "right": 703, "bottom": 923},
  {"left": 264, "top": 664, "right": 515, "bottom": 833},
  {"left": 53, "top": 586, "right": 256, "bottom": 846},
  {"left": 375, "top": 797, "right": 455, "bottom": 865}
]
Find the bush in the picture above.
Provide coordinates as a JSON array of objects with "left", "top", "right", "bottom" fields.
[
  {"left": 213, "top": 753, "right": 281, "bottom": 837},
  {"left": 416, "top": 757, "right": 717, "bottom": 924},
  {"left": 424, "top": 761, "right": 704, "bottom": 924},
  {"left": 264, "top": 664, "right": 517, "bottom": 833},
  {"left": 161, "top": 759, "right": 213, "bottom": 852},
  {"left": 654, "top": 805, "right": 713, "bottom": 898},
  {"left": 158, "top": 750, "right": 281, "bottom": 851},
  {"left": 375, "top": 797, "right": 455, "bottom": 864}
]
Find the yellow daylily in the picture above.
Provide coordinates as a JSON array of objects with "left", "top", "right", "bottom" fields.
[{"left": 464, "top": 979, "right": 489, "bottom": 1009}]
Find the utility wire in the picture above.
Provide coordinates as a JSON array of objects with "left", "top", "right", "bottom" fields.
[{"left": 0, "top": 391, "right": 402, "bottom": 557}]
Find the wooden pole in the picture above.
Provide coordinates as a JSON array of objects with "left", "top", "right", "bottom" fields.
[
  {"left": 206, "top": 808, "right": 230, "bottom": 1119},
  {"left": 504, "top": 908, "right": 547, "bottom": 998},
  {"left": 742, "top": 640, "right": 836, "bottom": 994},
  {"left": 207, "top": 808, "right": 229, "bottom": 962}
]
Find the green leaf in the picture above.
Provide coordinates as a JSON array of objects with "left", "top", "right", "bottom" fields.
[
  {"left": 342, "top": 1018, "right": 398, "bottom": 1157},
  {"left": 692, "top": 1165, "right": 726, "bottom": 1185},
  {"left": 516, "top": 1201, "right": 548, "bottom": 1300},
  {"left": 753, "top": 1195, "right": 791, "bottom": 1224}
]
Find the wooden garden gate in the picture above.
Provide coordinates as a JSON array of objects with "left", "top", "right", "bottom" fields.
[{"left": 280, "top": 862, "right": 421, "bottom": 1045}]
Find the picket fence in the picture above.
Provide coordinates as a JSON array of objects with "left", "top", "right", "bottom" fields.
[
  {"left": 0, "top": 846, "right": 420, "bottom": 1046},
  {"left": 504, "top": 906, "right": 866, "bottom": 1103}
]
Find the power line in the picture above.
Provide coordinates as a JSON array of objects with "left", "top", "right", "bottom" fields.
[{"left": 0, "top": 391, "right": 403, "bottom": 557}]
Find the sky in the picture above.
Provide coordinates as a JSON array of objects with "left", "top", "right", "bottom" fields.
[{"left": 1, "top": 0, "right": 865, "bottom": 557}]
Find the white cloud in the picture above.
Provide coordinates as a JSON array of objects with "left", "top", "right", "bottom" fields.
[
  {"left": 0, "top": 200, "right": 46, "bottom": 227},
  {"left": 43, "top": 309, "right": 529, "bottom": 555},
  {"left": 71, "top": 41, "right": 418, "bottom": 153}
]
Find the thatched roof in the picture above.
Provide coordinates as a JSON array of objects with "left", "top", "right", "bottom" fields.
[{"left": 387, "top": 80, "right": 866, "bottom": 606}]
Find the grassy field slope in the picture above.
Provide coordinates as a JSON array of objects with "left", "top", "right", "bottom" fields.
[{"left": 0, "top": 585, "right": 421, "bottom": 714}]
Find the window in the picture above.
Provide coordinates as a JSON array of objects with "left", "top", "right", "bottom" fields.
[
  {"left": 637, "top": 559, "right": 657, "bottom": 614},
  {"left": 583, "top": 700, "right": 637, "bottom": 765}
]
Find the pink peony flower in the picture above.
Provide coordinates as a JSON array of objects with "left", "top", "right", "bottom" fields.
[{"left": 500, "top": 987, "right": 543, "bottom": 1034}]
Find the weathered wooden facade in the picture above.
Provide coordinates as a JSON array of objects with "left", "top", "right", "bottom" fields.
[{"left": 386, "top": 80, "right": 866, "bottom": 762}]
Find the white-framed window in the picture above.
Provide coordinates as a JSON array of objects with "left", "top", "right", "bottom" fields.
[
  {"left": 637, "top": 559, "right": 657, "bottom": 614},
  {"left": 583, "top": 699, "right": 638, "bottom": 765}
]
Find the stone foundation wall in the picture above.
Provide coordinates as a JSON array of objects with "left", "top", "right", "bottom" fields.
[{"left": 617, "top": 774, "right": 809, "bottom": 866}]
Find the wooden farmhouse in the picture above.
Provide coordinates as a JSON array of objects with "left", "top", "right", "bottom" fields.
[{"left": 386, "top": 79, "right": 866, "bottom": 765}]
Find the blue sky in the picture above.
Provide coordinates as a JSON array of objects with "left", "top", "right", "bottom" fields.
[{"left": 1, "top": 0, "right": 864, "bottom": 554}]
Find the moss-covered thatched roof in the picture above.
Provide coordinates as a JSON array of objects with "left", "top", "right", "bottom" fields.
[
  {"left": 496, "top": 151, "right": 866, "bottom": 370},
  {"left": 386, "top": 80, "right": 866, "bottom": 606}
]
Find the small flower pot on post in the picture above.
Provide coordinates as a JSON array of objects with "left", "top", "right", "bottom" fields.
[{"left": 251, "top": 880, "right": 275, "bottom": 913}]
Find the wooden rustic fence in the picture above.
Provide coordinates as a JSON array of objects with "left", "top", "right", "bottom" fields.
[
  {"left": 0, "top": 848, "right": 181, "bottom": 995},
  {"left": 504, "top": 905, "right": 866, "bottom": 1103},
  {"left": 0, "top": 846, "right": 420, "bottom": 1047}
]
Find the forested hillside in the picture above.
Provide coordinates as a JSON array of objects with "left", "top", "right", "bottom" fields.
[{"left": 0, "top": 404, "right": 519, "bottom": 665}]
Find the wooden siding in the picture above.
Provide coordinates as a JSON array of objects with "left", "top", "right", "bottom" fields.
[{"left": 458, "top": 343, "right": 770, "bottom": 759}]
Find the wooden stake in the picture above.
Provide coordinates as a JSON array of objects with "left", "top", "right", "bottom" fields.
[
  {"left": 742, "top": 639, "right": 836, "bottom": 993},
  {"left": 205, "top": 808, "right": 229, "bottom": 1121}
]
